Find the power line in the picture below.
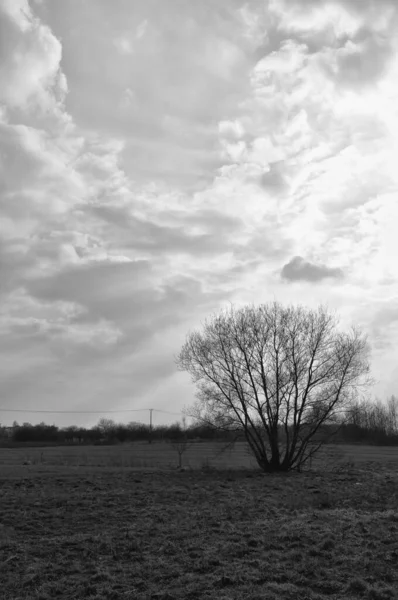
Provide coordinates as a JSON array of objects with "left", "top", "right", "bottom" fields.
[
  {"left": 0, "top": 407, "right": 182, "bottom": 415},
  {"left": 153, "top": 409, "right": 182, "bottom": 416}
]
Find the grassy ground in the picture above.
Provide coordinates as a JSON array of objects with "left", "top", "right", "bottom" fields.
[
  {"left": 0, "top": 440, "right": 255, "bottom": 471},
  {"left": 1, "top": 440, "right": 398, "bottom": 471},
  {"left": 1, "top": 445, "right": 398, "bottom": 599}
]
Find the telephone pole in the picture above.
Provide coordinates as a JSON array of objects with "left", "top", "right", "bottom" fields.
[{"left": 149, "top": 408, "right": 153, "bottom": 444}]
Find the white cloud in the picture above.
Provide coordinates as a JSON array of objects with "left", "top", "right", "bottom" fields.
[
  {"left": 0, "top": 0, "right": 66, "bottom": 114},
  {"left": 218, "top": 119, "right": 245, "bottom": 139},
  {"left": 113, "top": 36, "right": 134, "bottom": 55},
  {"left": 114, "top": 19, "right": 148, "bottom": 53},
  {"left": 1, "top": 0, "right": 398, "bottom": 425},
  {"left": 136, "top": 19, "right": 148, "bottom": 40},
  {"left": 119, "top": 87, "right": 136, "bottom": 109}
]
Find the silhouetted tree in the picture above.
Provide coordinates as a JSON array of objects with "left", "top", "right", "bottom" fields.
[{"left": 177, "top": 302, "right": 373, "bottom": 472}]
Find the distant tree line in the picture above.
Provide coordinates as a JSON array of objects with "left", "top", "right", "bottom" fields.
[
  {"left": 0, "top": 395, "right": 397, "bottom": 447},
  {"left": 333, "top": 395, "right": 398, "bottom": 445},
  {"left": 0, "top": 418, "right": 230, "bottom": 446}
]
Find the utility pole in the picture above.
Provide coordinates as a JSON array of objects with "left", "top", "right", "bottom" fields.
[{"left": 149, "top": 408, "right": 153, "bottom": 444}]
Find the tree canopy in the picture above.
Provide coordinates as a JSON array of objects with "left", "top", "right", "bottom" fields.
[{"left": 176, "top": 301, "right": 373, "bottom": 472}]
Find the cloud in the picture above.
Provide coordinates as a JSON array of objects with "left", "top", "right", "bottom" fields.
[
  {"left": 1, "top": 261, "right": 227, "bottom": 419},
  {"left": 23, "top": 261, "right": 155, "bottom": 345},
  {"left": 39, "top": 0, "right": 254, "bottom": 190},
  {"left": 268, "top": 0, "right": 398, "bottom": 89},
  {"left": 113, "top": 36, "right": 134, "bottom": 55},
  {"left": 136, "top": 19, "right": 148, "bottom": 40},
  {"left": 0, "top": 120, "right": 82, "bottom": 205},
  {"left": 0, "top": 238, "right": 36, "bottom": 294},
  {"left": 2, "top": 0, "right": 398, "bottom": 424},
  {"left": 218, "top": 119, "right": 245, "bottom": 140},
  {"left": 23, "top": 258, "right": 229, "bottom": 370},
  {"left": 318, "top": 29, "right": 395, "bottom": 89},
  {"left": 281, "top": 256, "right": 344, "bottom": 283},
  {"left": 0, "top": 0, "right": 67, "bottom": 116},
  {"left": 260, "top": 161, "right": 290, "bottom": 194},
  {"left": 119, "top": 87, "right": 136, "bottom": 110},
  {"left": 86, "top": 204, "right": 243, "bottom": 259},
  {"left": 113, "top": 19, "right": 148, "bottom": 54}
]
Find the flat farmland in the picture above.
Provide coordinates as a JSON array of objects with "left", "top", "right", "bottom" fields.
[
  {"left": 0, "top": 440, "right": 258, "bottom": 473},
  {"left": 1, "top": 444, "right": 398, "bottom": 600},
  {"left": 2, "top": 441, "right": 398, "bottom": 472}
]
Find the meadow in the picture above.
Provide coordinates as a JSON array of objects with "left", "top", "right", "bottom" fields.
[
  {"left": 2, "top": 440, "right": 398, "bottom": 471},
  {"left": 1, "top": 442, "right": 398, "bottom": 599}
]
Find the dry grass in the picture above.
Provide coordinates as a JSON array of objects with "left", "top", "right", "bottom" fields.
[
  {"left": 0, "top": 440, "right": 257, "bottom": 471},
  {"left": 0, "top": 444, "right": 398, "bottom": 599},
  {"left": 1, "top": 440, "right": 397, "bottom": 472}
]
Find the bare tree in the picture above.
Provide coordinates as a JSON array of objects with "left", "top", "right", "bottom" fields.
[
  {"left": 176, "top": 301, "right": 373, "bottom": 472},
  {"left": 168, "top": 418, "right": 193, "bottom": 469},
  {"left": 386, "top": 395, "right": 398, "bottom": 435},
  {"left": 97, "top": 418, "right": 117, "bottom": 439}
]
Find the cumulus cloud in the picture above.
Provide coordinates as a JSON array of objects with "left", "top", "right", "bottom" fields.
[
  {"left": 0, "top": 0, "right": 67, "bottom": 117},
  {"left": 318, "top": 30, "right": 394, "bottom": 89},
  {"left": 260, "top": 161, "right": 290, "bottom": 194},
  {"left": 281, "top": 256, "right": 344, "bottom": 283},
  {"left": 2, "top": 0, "right": 398, "bottom": 423},
  {"left": 267, "top": 0, "right": 398, "bottom": 91},
  {"left": 42, "top": 0, "right": 254, "bottom": 190}
]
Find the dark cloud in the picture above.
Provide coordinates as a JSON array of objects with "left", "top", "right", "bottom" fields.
[
  {"left": 6, "top": 262, "right": 227, "bottom": 420},
  {"left": 0, "top": 324, "right": 178, "bottom": 417},
  {"left": 26, "top": 259, "right": 152, "bottom": 320},
  {"left": 281, "top": 256, "right": 344, "bottom": 282},
  {"left": 25, "top": 260, "right": 225, "bottom": 343},
  {"left": 260, "top": 161, "right": 289, "bottom": 194},
  {"left": 321, "top": 29, "right": 394, "bottom": 88},
  {"left": 87, "top": 204, "right": 242, "bottom": 256}
]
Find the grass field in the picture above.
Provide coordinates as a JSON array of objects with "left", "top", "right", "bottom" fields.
[
  {"left": 1, "top": 443, "right": 398, "bottom": 599},
  {"left": 2, "top": 440, "right": 398, "bottom": 471}
]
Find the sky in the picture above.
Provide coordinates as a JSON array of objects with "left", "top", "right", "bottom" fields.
[{"left": 1, "top": 0, "right": 398, "bottom": 429}]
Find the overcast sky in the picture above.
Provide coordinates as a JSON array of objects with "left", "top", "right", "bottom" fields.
[{"left": 1, "top": 0, "right": 397, "bottom": 429}]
